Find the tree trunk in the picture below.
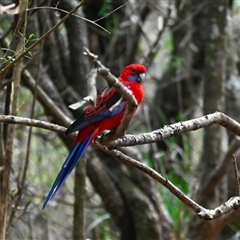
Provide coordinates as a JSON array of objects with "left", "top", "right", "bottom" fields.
[{"left": 187, "top": 1, "right": 228, "bottom": 239}]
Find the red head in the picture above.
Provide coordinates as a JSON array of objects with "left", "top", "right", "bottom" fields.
[{"left": 120, "top": 64, "right": 147, "bottom": 83}]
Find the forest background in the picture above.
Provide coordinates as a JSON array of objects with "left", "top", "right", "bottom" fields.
[{"left": 1, "top": 0, "right": 240, "bottom": 239}]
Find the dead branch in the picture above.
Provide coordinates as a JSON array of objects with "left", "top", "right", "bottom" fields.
[
  {"left": 197, "top": 197, "right": 240, "bottom": 220},
  {"left": 97, "top": 68, "right": 138, "bottom": 145},
  {"left": 0, "top": 0, "right": 86, "bottom": 80},
  {"left": 108, "top": 112, "right": 240, "bottom": 147},
  {"left": 0, "top": 115, "right": 67, "bottom": 134},
  {"left": 0, "top": 113, "right": 240, "bottom": 220},
  {"left": 94, "top": 142, "right": 240, "bottom": 220},
  {"left": 0, "top": 5, "right": 28, "bottom": 237},
  {"left": 83, "top": 48, "right": 139, "bottom": 145},
  {"left": 1, "top": 111, "right": 240, "bottom": 147},
  {"left": 27, "top": 6, "right": 110, "bottom": 34}
]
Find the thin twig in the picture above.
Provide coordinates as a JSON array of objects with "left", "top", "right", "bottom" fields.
[
  {"left": 97, "top": 68, "right": 138, "bottom": 106},
  {"left": 27, "top": 6, "right": 110, "bottom": 34},
  {"left": 0, "top": 0, "right": 86, "bottom": 78},
  {"left": 143, "top": 6, "right": 171, "bottom": 68},
  {"left": 0, "top": 0, "right": 35, "bottom": 86},
  {"left": 98, "top": 68, "right": 138, "bottom": 144},
  {"left": 0, "top": 115, "right": 67, "bottom": 134},
  {"left": 1, "top": 2, "right": 28, "bottom": 236},
  {"left": 83, "top": 48, "right": 139, "bottom": 145},
  {"left": 0, "top": 113, "right": 240, "bottom": 220},
  {"left": 94, "top": 142, "right": 240, "bottom": 220},
  {"left": 83, "top": 48, "right": 105, "bottom": 68},
  {"left": 94, "top": 1, "right": 129, "bottom": 23},
  {"left": 8, "top": 6, "right": 46, "bottom": 229},
  {"left": 232, "top": 154, "right": 240, "bottom": 196}
]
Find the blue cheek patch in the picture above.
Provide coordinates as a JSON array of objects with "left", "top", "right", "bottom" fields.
[{"left": 128, "top": 75, "right": 138, "bottom": 82}]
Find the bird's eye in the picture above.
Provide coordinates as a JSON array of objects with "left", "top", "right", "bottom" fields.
[{"left": 132, "top": 68, "right": 137, "bottom": 73}]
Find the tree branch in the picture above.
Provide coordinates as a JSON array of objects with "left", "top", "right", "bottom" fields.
[
  {"left": 0, "top": 0, "right": 86, "bottom": 79},
  {"left": 0, "top": 115, "right": 67, "bottom": 134},
  {"left": 83, "top": 48, "right": 139, "bottom": 145},
  {"left": 108, "top": 112, "right": 240, "bottom": 147},
  {"left": 1, "top": 113, "right": 240, "bottom": 220},
  {"left": 94, "top": 142, "right": 240, "bottom": 220}
]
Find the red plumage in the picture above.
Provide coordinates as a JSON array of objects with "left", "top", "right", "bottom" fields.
[
  {"left": 76, "top": 64, "right": 146, "bottom": 142},
  {"left": 43, "top": 64, "right": 146, "bottom": 208}
]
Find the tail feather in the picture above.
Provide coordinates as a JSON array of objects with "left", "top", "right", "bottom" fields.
[{"left": 43, "top": 134, "right": 93, "bottom": 209}]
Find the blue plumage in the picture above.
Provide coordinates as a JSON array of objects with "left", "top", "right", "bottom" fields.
[
  {"left": 42, "top": 134, "right": 93, "bottom": 209},
  {"left": 64, "top": 88, "right": 127, "bottom": 137}
]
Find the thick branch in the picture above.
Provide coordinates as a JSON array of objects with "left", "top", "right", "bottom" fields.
[
  {"left": 197, "top": 197, "right": 240, "bottom": 220},
  {"left": 108, "top": 112, "right": 240, "bottom": 147},
  {"left": 94, "top": 142, "right": 240, "bottom": 220},
  {"left": 2, "top": 111, "right": 240, "bottom": 147},
  {"left": 0, "top": 114, "right": 240, "bottom": 220}
]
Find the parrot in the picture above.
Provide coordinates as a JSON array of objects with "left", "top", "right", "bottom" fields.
[{"left": 43, "top": 64, "right": 146, "bottom": 209}]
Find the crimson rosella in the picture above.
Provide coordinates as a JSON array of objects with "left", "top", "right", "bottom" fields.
[{"left": 43, "top": 64, "right": 146, "bottom": 208}]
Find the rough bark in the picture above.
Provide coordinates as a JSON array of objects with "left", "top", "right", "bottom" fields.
[{"left": 187, "top": 1, "right": 228, "bottom": 239}]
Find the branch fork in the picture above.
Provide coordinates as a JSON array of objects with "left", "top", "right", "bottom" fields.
[
  {"left": 1, "top": 112, "right": 240, "bottom": 220},
  {"left": 79, "top": 48, "right": 139, "bottom": 145},
  {"left": 2, "top": 48, "right": 240, "bottom": 221},
  {"left": 197, "top": 196, "right": 240, "bottom": 220}
]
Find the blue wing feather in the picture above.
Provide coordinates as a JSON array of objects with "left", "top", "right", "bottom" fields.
[
  {"left": 43, "top": 134, "right": 93, "bottom": 209},
  {"left": 65, "top": 86, "right": 127, "bottom": 136}
]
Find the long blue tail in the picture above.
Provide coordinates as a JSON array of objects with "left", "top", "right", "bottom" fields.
[{"left": 43, "top": 134, "right": 93, "bottom": 209}]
